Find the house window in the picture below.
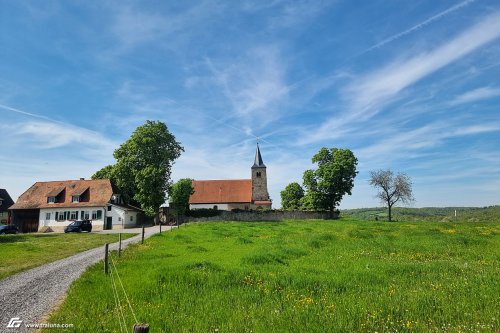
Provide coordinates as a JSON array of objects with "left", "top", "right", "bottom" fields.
[
  {"left": 0, "top": 200, "right": 3, "bottom": 206},
  {"left": 72, "top": 195, "right": 80, "bottom": 203},
  {"left": 70, "top": 211, "right": 78, "bottom": 220},
  {"left": 96, "top": 210, "right": 102, "bottom": 220},
  {"left": 118, "top": 217, "right": 122, "bottom": 222},
  {"left": 130, "top": 215, "right": 133, "bottom": 222},
  {"left": 46, "top": 212, "right": 51, "bottom": 220},
  {"left": 213, "top": 205, "right": 218, "bottom": 210},
  {"left": 107, "top": 205, "right": 112, "bottom": 211},
  {"left": 84, "top": 212, "right": 90, "bottom": 219},
  {"left": 92, "top": 211, "right": 97, "bottom": 219},
  {"left": 48, "top": 196, "right": 56, "bottom": 203}
]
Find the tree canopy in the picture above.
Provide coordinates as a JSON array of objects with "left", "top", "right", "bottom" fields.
[
  {"left": 280, "top": 182, "right": 304, "bottom": 210},
  {"left": 369, "top": 169, "right": 414, "bottom": 221},
  {"left": 93, "top": 120, "right": 183, "bottom": 217},
  {"left": 169, "top": 178, "right": 194, "bottom": 217},
  {"left": 302, "top": 147, "right": 358, "bottom": 213},
  {"left": 91, "top": 164, "right": 115, "bottom": 181}
]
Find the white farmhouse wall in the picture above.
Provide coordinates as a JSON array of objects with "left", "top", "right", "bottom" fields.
[
  {"left": 107, "top": 205, "right": 138, "bottom": 229},
  {"left": 190, "top": 203, "right": 251, "bottom": 211},
  {"left": 190, "top": 203, "right": 230, "bottom": 210},
  {"left": 38, "top": 207, "right": 106, "bottom": 232}
]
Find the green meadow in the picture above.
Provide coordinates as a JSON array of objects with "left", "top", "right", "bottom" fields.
[
  {"left": 0, "top": 233, "right": 135, "bottom": 279},
  {"left": 46, "top": 220, "right": 499, "bottom": 332}
]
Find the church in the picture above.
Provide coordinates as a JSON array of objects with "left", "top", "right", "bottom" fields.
[{"left": 189, "top": 144, "right": 272, "bottom": 210}]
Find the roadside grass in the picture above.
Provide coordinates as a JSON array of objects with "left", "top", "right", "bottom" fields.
[
  {"left": 0, "top": 233, "right": 136, "bottom": 280},
  {"left": 47, "top": 220, "right": 499, "bottom": 332}
]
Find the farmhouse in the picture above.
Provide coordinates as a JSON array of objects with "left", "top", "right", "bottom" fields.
[
  {"left": 0, "top": 188, "right": 14, "bottom": 224},
  {"left": 189, "top": 144, "right": 272, "bottom": 211},
  {"left": 9, "top": 179, "right": 141, "bottom": 232}
]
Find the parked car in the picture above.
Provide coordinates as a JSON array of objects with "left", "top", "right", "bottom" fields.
[
  {"left": 64, "top": 220, "right": 92, "bottom": 233},
  {"left": 0, "top": 224, "right": 19, "bottom": 234}
]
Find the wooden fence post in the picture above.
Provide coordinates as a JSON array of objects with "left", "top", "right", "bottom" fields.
[
  {"left": 104, "top": 243, "right": 109, "bottom": 274},
  {"left": 141, "top": 225, "right": 145, "bottom": 244},
  {"left": 118, "top": 233, "right": 122, "bottom": 257},
  {"left": 133, "top": 323, "right": 149, "bottom": 333},
  {"left": 159, "top": 223, "right": 161, "bottom": 234}
]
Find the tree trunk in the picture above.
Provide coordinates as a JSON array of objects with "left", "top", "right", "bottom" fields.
[{"left": 388, "top": 203, "right": 392, "bottom": 222}]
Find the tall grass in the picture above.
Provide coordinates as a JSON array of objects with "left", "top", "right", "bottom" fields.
[{"left": 46, "top": 220, "right": 499, "bottom": 332}]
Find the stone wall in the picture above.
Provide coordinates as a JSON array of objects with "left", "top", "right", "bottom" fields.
[{"left": 186, "top": 210, "right": 338, "bottom": 222}]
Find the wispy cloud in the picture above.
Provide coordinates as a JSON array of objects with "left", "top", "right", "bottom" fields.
[
  {"left": 358, "top": 0, "right": 477, "bottom": 56},
  {"left": 206, "top": 46, "right": 290, "bottom": 124},
  {"left": 5, "top": 121, "right": 117, "bottom": 150},
  {"left": 0, "top": 103, "right": 117, "bottom": 151},
  {"left": 449, "top": 86, "right": 500, "bottom": 105},
  {"left": 358, "top": 121, "right": 500, "bottom": 161},
  {"left": 109, "top": 1, "right": 223, "bottom": 51},
  {"left": 302, "top": 11, "right": 500, "bottom": 144}
]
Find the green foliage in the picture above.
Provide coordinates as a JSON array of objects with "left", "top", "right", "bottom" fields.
[
  {"left": 112, "top": 120, "right": 183, "bottom": 217},
  {"left": 169, "top": 178, "right": 194, "bottom": 216},
  {"left": 302, "top": 147, "right": 358, "bottom": 212},
  {"left": 280, "top": 182, "right": 304, "bottom": 210},
  {"left": 46, "top": 220, "right": 500, "bottom": 332},
  {"left": 91, "top": 164, "right": 115, "bottom": 181}
]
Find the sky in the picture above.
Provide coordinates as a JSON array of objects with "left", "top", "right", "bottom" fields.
[{"left": 1, "top": 0, "right": 500, "bottom": 209}]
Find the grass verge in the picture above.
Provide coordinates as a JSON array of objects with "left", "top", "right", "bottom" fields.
[
  {"left": 0, "top": 232, "right": 136, "bottom": 279},
  {"left": 46, "top": 220, "right": 499, "bottom": 332}
]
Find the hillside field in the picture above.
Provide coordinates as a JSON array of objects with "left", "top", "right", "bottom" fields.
[
  {"left": 46, "top": 219, "right": 499, "bottom": 332},
  {"left": 341, "top": 205, "right": 500, "bottom": 222}
]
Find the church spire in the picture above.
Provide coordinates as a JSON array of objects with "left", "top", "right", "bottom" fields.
[{"left": 252, "top": 143, "right": 266, "bottom": 168}]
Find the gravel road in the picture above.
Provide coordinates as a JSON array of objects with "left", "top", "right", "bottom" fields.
[{"left": 0, "top": 226, "right": 170, "bottom": 332}]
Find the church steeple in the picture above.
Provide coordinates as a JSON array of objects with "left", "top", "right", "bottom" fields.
[
  {"left": 252, "top": 143, "right": 266, "bottom": 168},
  {"left": 251, "top": 143, "right": 270, "bottom": 204}
]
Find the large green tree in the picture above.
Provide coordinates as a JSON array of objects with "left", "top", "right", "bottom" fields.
[
  {"left": 91, "top": 164, "right": 115, "bottom": 181},
  {"left": 106, "top": 120, "right": 183, "bottom": 217},
  {"left": 302, "top": 147, "right": 358, "bottom": 214},
  {"left": 169, "top": 178, "right": 194, "bottom": 217},
  {"left": 280, "top": 182, "right": 304, "bottom": 210}
]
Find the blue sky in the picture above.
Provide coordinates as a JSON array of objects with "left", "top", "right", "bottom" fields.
[{"left": 1, "top": 0, "right": 500, "bottom": 209}]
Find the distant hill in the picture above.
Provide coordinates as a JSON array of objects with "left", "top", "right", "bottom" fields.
[{"left": 341, "top": 206, "right": 500, "bottom": 222}]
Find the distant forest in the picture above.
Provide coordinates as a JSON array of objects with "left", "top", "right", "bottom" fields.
[{"left": 341, "top": 206, "right": 500, "bottom": 222}]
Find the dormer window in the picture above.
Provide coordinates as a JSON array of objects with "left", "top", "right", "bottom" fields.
[
  {"left": 48, "top": 196, "right": 56, "bottom": 204},
  {"left": 111, "top": 194, "right": 120, "bottom": 204},
  {"left": 72, "top": 195, "right": 80, "bottom": 203}
]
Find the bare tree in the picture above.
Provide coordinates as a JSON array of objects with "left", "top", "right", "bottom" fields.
[{"left": 369, "top": 169, "right": 414, "bottom": 221}]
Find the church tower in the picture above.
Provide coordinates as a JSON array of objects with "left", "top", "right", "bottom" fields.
[{"left": 251, "top": 143, "right": 270, "bottom": 204}]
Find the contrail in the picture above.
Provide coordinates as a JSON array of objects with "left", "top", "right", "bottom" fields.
[
  {"left": 0, "top": 103, "right": 60, "bottom": 123},
  {"left": 357, "top": 0, "right": 477, "bottom": 56}
]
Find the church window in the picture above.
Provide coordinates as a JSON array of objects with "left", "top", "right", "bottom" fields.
[{"left": 256, "top": 172, "right": 261, "bottom": 178}]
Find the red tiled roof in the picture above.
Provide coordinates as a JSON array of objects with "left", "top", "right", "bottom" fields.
[
  {"left": 189, "top": 179, "right": 252, "bottom": 204},
  {"left": 10, "top": 179, "right": 116, "bottom": 210}
]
